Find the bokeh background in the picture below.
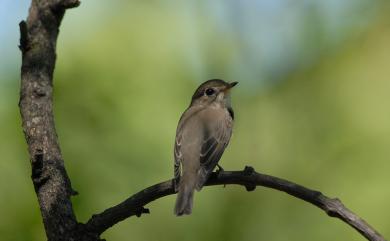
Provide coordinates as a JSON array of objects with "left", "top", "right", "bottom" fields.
[{"left": 1, "top": 1, "right": 390, "bottom": 240}]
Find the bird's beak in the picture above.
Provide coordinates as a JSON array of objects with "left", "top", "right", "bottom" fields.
[
  {"left": 224, "top": 81, "right": 238, "bottom": 92},
  {"left": 229, "top": 81, "right": 238, "bottom": 88}
]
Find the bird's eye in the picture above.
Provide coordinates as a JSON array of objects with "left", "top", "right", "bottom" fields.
[{"left": 205, "top": 88, "right": 215, "bottom": 96}]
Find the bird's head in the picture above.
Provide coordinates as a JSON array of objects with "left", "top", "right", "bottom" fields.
[{"left": 190, "top": 79, "right": 238, "bottom": 107}]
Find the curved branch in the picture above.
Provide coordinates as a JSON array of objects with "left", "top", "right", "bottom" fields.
[{"left": 86, "top": 166, "right": 386, "bottom": 241}]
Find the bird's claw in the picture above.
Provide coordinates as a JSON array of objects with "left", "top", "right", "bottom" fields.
[
  {"left": 216, "top": 164, "right": 226, "bottom": 187},
  {"left": 216, "top": 164, "right": 224, "bottom": 173}
]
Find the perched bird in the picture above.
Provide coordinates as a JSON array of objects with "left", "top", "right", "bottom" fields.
[{"left": 174, "top": 79, "right": 237, "bottom": 216}]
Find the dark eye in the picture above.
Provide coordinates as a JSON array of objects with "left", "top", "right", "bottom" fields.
[{"left": 205, "top": 88, "right": 215, "bottom": 96}]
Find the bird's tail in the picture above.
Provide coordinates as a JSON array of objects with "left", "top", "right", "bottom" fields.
[{"left": 174, "top": 175, "right": 196, "bottom": 216}]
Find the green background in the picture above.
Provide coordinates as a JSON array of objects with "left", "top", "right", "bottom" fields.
[{"left": 1, "top": 1, "right": 389, "bottom": 240}]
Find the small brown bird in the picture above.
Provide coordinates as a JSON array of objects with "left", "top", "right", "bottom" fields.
[{"left": 174, "top": 79, "right": 237, "bottom": 216}]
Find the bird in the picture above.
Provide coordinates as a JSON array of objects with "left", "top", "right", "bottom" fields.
[{"left": 173, "top": 79, "right": 238, "bottom": 216}]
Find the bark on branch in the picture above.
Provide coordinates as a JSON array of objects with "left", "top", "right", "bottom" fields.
[
  {"left": 18, "top": 0, "right": 93, "bottom": 241},
  {"left": 19, "top": 0, "right": 386, "bottom": 241},
  {"left": 86, "top": 166, "right": 386, "bottom": 241}
]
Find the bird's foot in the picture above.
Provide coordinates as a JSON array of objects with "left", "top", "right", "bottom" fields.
[
  {"left": 216, "top": 164, "right": 226, "bottom": 187},
  {"left": 216, "top": 164, "right": 224, "bottom": 173},
  {"left": 173, "top": 177, "right": 180, "bottom": 192}
]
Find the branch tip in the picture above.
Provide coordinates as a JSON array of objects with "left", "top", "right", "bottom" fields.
[
  {"left": 244, "top": 184, "right": 256, "bottom": 192},
  {"left": 19, "top": 21, "right": 28, "bottom": 52},
  {"left": 243, "top": 166, "right": 255, "bottom": 175},
  {"left": 135, "top": 207, "right": 150, "bottom": 217},
  {"left": 71, "top": 189, "right": 79, "bottom": 196}
]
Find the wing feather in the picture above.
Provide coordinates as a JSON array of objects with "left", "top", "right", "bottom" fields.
[
  {"left": 196, "top": 117, "right": 232, "bottom": 190},
  {"left": 174, "top": 133, "right": 182, "bottom": 190}
]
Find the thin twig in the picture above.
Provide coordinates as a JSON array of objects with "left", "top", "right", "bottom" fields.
[{"left": 86, "top": 166, "right": 386, "bottom": 241}]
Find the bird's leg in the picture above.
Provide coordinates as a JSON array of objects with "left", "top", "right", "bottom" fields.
[
  {"left": 216, "top": 164, "right": 226, "bottom": 187},
  {"left": 173, "top": 176, "right": 180, "bottom": 192},
  {"left": 216, "top": 164, "right": 224, "bottom": 172}
]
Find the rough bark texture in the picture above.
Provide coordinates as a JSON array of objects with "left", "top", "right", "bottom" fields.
[
  {"left": 19, "top": 1, "right": 386, "bottom": 241},
  {"left": 19, "top": 0, "right": 98, "bottom": 240}
]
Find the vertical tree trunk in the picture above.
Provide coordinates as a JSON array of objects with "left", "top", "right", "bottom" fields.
[{"left": 19, "top": 1, "right": 97, "bottom": 240}]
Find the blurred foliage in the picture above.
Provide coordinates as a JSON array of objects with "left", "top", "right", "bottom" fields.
[{"left": 0, "top": 1, "right": 390, "bottom": 241}]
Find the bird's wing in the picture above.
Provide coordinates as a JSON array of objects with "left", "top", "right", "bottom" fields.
[
  {"left": 196, "top": 117, "right": 233, "bottom": 190},
  {"left": 174, "top": 106, "right": 201, "bottom": 189}
]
